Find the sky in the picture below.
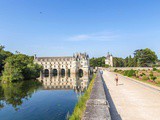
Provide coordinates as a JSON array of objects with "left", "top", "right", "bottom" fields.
[{"left": 0, "top": 0, "right": 160, "bottom": 58}]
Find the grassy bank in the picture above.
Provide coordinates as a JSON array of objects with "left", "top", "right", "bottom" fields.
[
  {"left": 69, "top": 74, "right": 96, "bottom": 120},
  {"left": 114, "top": 68, "right": 160, "bottom": 87}
]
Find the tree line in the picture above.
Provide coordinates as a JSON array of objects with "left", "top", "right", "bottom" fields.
[
  {"left": 0, "top": 45, "right": 42, "bottom": 82},
  {"left": 90, "top": 48, "right": 158, "bottom": 68},
  {"left": 90, "top": 57, "right": 108, "bottom": 68}
]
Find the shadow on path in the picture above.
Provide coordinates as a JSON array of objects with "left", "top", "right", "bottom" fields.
[{"left": 102, "top": 75, "right": 122, "bottom": 120}]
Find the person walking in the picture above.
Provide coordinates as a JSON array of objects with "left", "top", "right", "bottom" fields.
[
  {"left": 101, "top": 70, "right": 103, "bottom": 75},
  {"left": 115, "top": 74, "right": 119, "bottom": 86}
]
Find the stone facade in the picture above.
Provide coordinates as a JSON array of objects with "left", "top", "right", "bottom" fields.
[
  {"left": 34, "top": 53, "right": 90, "bottom": 75},
  {"left": 105, "top": 52, "right": 113, "bottom": 67}
]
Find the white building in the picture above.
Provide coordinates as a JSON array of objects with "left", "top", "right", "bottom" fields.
[
  {"left": 105, "top": 52, "right": 113, "bottom": 67},
  {"left": 34, "top": 52, "right": 90, "bottom": 75}
]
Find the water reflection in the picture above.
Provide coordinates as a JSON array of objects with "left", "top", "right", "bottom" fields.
[
  {"left": 0, "top": 80, "right": 42, "bottom": 110},
  {"left": 0, "top": 74, "right": 92, "bottom": 120},
  {"left": 39, "top": 74, "right": 90, "bottom": 92}
]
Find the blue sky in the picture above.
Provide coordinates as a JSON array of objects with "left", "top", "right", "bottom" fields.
[{"left": 0, "top": 0, "right": 160, "bottom": 58}]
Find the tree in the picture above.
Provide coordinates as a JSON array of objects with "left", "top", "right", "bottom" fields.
[
  {"left": 2, "top": 54, "right": 42, "bottom": 82},
  {"left": 0, "top": 45, "right": 13, "bottom": 73},
  {"left": 113, "top": 57, "right": 125, "bottom": 67},
  {"left": 90, "top": 57, "right": 106, "bottom": 68},
  {"left": 134, "top": 48, "right": 158, "bottom": 67}
]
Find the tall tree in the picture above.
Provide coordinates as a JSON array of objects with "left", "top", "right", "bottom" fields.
[
  {"left": 134, "top": 48, "right": 158, "bottom": 67},
  {"left": 0, "top": 45, "right": 13, "bottom": 73},
  {"left": 2, "top": 54, "right": 42, "bottom": 82}
]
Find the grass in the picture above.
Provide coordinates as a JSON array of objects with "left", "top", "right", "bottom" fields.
[{"left": 69, "top": 74, "right": 96, "bottom": 120}]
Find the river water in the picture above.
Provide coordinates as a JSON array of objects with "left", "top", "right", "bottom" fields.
[{"left": 0, "top": 74, "right": 91, "bottom": 120}]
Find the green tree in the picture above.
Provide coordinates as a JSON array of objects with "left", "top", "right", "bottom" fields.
[
  {"left": 0, "top": 45, "right": 13, "bottom": 74},
  {"left": 90, "top": 57, "right": 106, "bottom": 68},
  {"left": 134, "top": 48, "right": 158, "bottom": 67},
  {"left": 2, "top": 54, "right": 42, "bottom": 82},
  {"left": 113, "top": 57, "right": 124, "bottom": 67}
]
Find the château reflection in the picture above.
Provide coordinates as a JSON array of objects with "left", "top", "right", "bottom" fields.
[
  {"left": 39, "top": 73, "right": 90, "bottom": 92},
  {"left": 0, "top": 74, "right": 91, "bottom": 111}
]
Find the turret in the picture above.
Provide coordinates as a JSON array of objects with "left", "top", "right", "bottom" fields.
[{"left": 34, "top": 54, "right": 37, "bottom": 60}]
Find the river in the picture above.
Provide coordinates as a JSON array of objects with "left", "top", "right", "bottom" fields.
[{"left": 0, "top": 74, "right": 91, "bottom": 120}]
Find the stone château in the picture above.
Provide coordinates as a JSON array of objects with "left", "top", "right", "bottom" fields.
[
  {"left": 34, "top": 52, "right": 90, "bottom": 75},
  {"left": 105, "top": 52, "right": 113, "bottom": 67}
]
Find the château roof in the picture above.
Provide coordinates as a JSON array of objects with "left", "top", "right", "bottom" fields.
[{"left": 37, "top": 56, "right": 73, "bottom": 59}]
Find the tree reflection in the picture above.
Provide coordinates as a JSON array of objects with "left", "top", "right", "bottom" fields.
[{"left": 0, "top": 80, "right": 42, "bottom": 110}]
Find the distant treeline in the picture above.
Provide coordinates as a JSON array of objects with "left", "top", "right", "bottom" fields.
[
  {"left": 0, "top": 45, "right": 42, "bottom": 82},
  {"left": 90, "top": 57, "right": 108, "bottom": 68},
  {"left": 90, "top": 48, "right": 158, "bottom": 68}
]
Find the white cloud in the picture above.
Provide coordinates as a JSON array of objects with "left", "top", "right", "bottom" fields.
[
  {"left": 70, "top": 34, "right": 91, "bottom": 41},
  {"left": 68, "top": 31, "right": 119, "bottom": 41}
]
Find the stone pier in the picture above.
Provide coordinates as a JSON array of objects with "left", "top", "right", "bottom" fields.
[{"left": 82, "top": 70, "right": 111, "bottom": 120}]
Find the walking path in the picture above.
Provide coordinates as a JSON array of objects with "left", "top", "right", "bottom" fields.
[{"left": 103, "top": 70, "right": 160, "bottom": 120}]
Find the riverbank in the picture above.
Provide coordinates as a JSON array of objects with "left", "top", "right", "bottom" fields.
[{"left": 69, "top": 74, "right": 96, "bottom": 120}]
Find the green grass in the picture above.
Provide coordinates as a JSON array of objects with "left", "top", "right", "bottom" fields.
[{"left": 69, "top": 74, "right": 96, "bottom": 120}]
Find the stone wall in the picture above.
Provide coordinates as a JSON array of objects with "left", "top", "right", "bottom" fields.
[
  {"left": 110, "top": 67, "right": 160, "bottom": 71},
  {"left": 82, "top": 71, "right": 111, "bottom": 120}
]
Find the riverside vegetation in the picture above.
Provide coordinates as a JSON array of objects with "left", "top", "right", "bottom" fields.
[
  {"left": 69, "top": 74, "right": 96, "bottom": 120},
  {"left": 114, "top": 68, "right": 160, "bottom": 86},
  {"left": 0, "top": 45, "right": 42, "bottom": 82}
]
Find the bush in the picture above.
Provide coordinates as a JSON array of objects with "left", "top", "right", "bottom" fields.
[
  {"left": 114, "top": 69, "right": 118, "bottom": 72},
  {"left": 127, "top": 69, "right": 136, "bottom": 77},
  {"left": 105, "top": 64, "right": 110, "bottom": 68},
  {"left": 123, "top": 70, "right": 129, "bottom": 76},
  {"left": 149, "top": 71, "right": 153, "bottom": 77},
  {"left": 123, "top": 70, "right": 136, "bottom": 77},
  {"left": 140, "top": 73, "right": 146, "bottom": 76},
  {"left": 150, "top": 76, "right": 157, "bottom": 81},
  {"left": 157, "top": 69, "right": 160, "bottom": 73},
  {"left": 142, "top": 76, "right": 149, "bottom": 80},
  {"left": 153, "top": 67, "right": 157, "bottom": 71}
]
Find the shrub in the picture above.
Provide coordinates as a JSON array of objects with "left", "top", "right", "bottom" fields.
[
  {"left": 142, "top": 76, "right": 149, "bottom": 80},
  {"left": 123, "top": 70, "right": 129, "bottom": 76},
  {"left": 153, "top": 67, "right": 157, "bottom": 71},
  {"left": 150, "top": 76, "right": 157, "bottom": 81},
  {"left": 157, "top": 69, "right": 160, "bottom": 73},
  {"left": 149, "top": 71, "right": 153, "bottom": 77},
  {"left": 114, "top": 69, "right": 118, "bottom": 72},
  {"left": 105, "top": 64, "right": 110, "bottom": 68},
  {"left": 127, "top": 69, "right": 136, "bottom": 77},
  {"left": 140, "top": 73, "right": 146, "bottom": 76},
  {"left": 118, "top": 70, "right": 123, "bottom": 74}
]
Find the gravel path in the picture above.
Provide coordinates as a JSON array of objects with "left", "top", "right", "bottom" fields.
[{"left": 103, "top": 70, "right": 160, "bottom": 120}]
